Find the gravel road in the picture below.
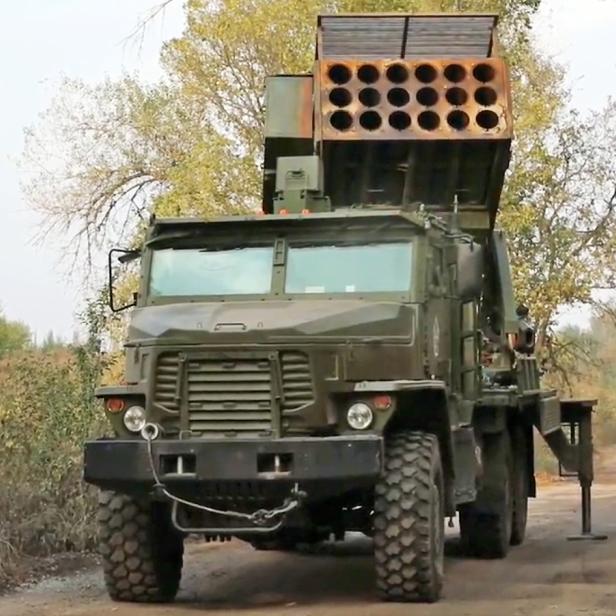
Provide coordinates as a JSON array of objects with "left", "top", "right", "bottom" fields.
[{"left": 1, "top": 480, "right": 614, "bottom": 616}]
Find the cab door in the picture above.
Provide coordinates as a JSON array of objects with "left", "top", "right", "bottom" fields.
[{"left": 426, "top": 247, "right": 451, "bottom": 382}]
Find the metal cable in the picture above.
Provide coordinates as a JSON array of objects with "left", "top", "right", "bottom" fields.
[{"left": 143, "top": 428, "right": 304, "bottom": 527}]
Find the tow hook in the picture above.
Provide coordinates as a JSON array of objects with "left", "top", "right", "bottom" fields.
[
  {"left": 141, "top": 422, "right": 160, "bottom": 442},
  {"left": 140, "top": 422, "right": 307, "bottom": 532}
]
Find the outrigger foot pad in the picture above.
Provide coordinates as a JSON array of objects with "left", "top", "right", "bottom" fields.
[{"left": 567, "top": 533, "right": 607, "bottom": 541}]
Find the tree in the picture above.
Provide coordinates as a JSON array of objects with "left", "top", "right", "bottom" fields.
[
  {"left": 0, "top": 312, "right": 31, "bottom": 357},
  {"left": 501, "top": 98, "right": 616, "bottom": 351},
  {"left": 40, "top": 331, "right": 64, "bottom": 351},
  {"left": 23, "top": 0, "right": 616, "bottom": 352},
  {"left": 23, "top": 78, "right": 254, "bottom": 263},
  {"left": 23, "top": 0, "right": 542, "bottom": 257}
]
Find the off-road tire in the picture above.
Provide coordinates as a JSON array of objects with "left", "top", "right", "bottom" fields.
[
  {"left": 459, "top": 431, "right": 513, "bottom": 559},
  {"left": 510, "top": 425, "right": 529, "bottom": 546},
  {"left": 374, "top": 431, "right": 444, "bottom": 603},
  {"left": 98, "top": 491, "right": 184, "bottom": 603}
]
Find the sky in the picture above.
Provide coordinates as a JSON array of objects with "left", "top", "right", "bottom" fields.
[
  {"left": 0, "top": 0, "right": 615, "bottom": 340},
  {"left": 0, "top": 0, "right": 185, "bottom": 342}
]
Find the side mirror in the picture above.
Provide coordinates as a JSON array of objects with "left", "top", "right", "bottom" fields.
[
  {"left": 456, "top": 243, "right": 483, "bottom": 299},
  {"left": 108, "top": 248, "right": 142, "bottom": 313}
]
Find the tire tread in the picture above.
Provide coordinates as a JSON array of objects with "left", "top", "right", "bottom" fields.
[
  {"left": 374, "top": 431, "right": 443, "bottom": 602},
  {"left": 98, "top": 491, "right": 183, "bottom": 603}
]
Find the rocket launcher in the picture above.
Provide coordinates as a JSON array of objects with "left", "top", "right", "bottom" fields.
[{"left": 263, "top": 13, "right": 512, "bottom": 230}]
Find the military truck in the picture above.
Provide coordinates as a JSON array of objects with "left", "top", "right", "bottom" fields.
[{"left": 84, "top": 13, "right": 601, "bottom": 604}]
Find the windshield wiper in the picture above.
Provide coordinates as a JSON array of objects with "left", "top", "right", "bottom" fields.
[{"left": 146, "top": 231, "right": 196, "bottom": 247}]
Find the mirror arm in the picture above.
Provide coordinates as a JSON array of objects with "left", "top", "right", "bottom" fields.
[{"left": 108, "top": 248, "right": 141, "bottom": 313}]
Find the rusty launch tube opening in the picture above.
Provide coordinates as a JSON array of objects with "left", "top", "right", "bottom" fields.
[
  {"left": 328, "top": 64, "right": 352, "bottom": 85},
  {"left": 386, "top": 63, "right": 409, "bottom": 84},
  {"left": 387, "top": 87, "right": 410, "bottom": 107},
  {"left": 359, "top": 110, "right": 382, "bottom": 131},
  {"left": 445, "top": 87, "right": 468, "bottom": 106},
  {"left": 330, "top": 110, "right": 353, "bottom": 131},
  {"left": 359, "top": 87, "right": 381, "bottom": 107},
  {"left": 388, "top": 111, "right": 411, "bottom": 130},
  {"left": 329, "top": 87, "right": 352, "bottom": 107},
  {"left": 447, "top": 110, "right": 470, "bottom": 130},
  {"left": 474, "top": 86, "right": 497, "bottom": 106},
  {"left": 415, "top": 64, "right": 437, "bottom": 84},
  {"left": 416, "top": 87, "right": 439, "bottom": 106},
  {"left": 444, "top": 64, "right": 467, "bottom": 83},
  {"left": 473, "top": 63, "right": 496, "bottom": 83},
  {"left": 418, "top": 110, "right": 440, "bottom": 131},
  {"left": 357, "top": 64, "right": 380, "bottom": 84},
  {"left": 476, "top": 109, "right": 499, "bottom": 129}
]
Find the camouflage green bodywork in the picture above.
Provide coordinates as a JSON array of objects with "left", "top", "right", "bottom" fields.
[{"left": 98, "top": 204, "right": 524, "bottom": 513}]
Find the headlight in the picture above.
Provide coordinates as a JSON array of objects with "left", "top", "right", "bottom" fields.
[
  {"left": 347, "top": 402, "right": 374, "bottom": 430},
  {"left": 123, "top": 405, "right": 146, "bottom": 433}
]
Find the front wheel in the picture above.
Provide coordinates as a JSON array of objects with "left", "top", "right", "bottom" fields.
[
  {"left": 98, "top": 491, "right": 184, "bottom": 603},
  {"left": 374, "top": 431, "right": 444, "bottom": 603}
]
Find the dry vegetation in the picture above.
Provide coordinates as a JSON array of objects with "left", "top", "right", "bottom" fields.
[{"left": 0, "top": 345, "right": 106, "bottom": 588}]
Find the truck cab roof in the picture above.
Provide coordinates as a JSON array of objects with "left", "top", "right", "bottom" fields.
[{"left": 147, "top": 208, "right": 431, "bottom": 243}]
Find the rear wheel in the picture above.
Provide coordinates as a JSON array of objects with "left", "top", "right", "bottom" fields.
[
  {"left": 374, "top": 431, "right": 444, "bottom": 603},
  {"left": 510, "top": 425, "right": 529, "bottom": 546},
  {"left": 459, "top": 431, "right": 513, "bottom": 559},
  {"left": 98, "top": 491, "right": 184, "bottom": 603}
]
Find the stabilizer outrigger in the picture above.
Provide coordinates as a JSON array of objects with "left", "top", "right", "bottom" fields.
[{"left": 549, "top": 399, "right": 606, "bottom": 540}]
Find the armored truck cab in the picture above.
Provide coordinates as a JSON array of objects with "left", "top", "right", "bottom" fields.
[{"left": 85, "top": 13, "right": 600, "bottom": 605}]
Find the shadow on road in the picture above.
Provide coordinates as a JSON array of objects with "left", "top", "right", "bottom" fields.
[{"left": 175, "top": 534, "right": 473, "bottom": 609}]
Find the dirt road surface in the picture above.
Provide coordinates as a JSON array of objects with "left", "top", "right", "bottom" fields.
[{"left": 1, "top": 480, "right": 615, "bottom": 616}]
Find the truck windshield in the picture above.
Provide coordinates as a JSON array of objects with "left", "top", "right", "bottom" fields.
[
  {"left": 285, "top": 242, "right": 412, "bottom": 294},
  {"left": 149, "top": 246, "right": 273, "bottom": 296}
]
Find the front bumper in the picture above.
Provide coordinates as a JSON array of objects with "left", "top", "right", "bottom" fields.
[{"left": 84, "top": 435, "right": 383, "bottom": 498}]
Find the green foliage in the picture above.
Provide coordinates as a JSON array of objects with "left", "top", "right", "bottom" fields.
[
  {"left": 0, "top": 301, "right": 109, "bottom": 587},
  {"left": 23, "top": 0, "right": 544, "bottom": 258},
  {"left": 23, "top": 78, "right": 254, "bottom": 259},
  {"left": 0, "top": 312, "right": 31, "bottom": 357},
  {"left": 545, "top": 312, "right": 616, "bottom": 447},
  {"left": 0, "top": 345, "right": 106, "bottom": 586},
  {"left": 501, "top": 99, "right": 616, "bottom": 349}
]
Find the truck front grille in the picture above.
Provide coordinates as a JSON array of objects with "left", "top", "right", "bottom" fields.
[
  {"left": 187, "top": 357, "right": 272, "bottom": 434},
  {"left": 153, "top": 351, "right": 314, "bottom": 435}
]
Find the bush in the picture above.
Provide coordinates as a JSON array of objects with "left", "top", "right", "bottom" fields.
[{"left": 0, "top": 346, "right": 106, "bottom": 586}]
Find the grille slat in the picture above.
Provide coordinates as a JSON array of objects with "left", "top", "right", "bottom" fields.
[
  {"left": 187, "top": 373, "right": 271, "bottom": 383},
  {"left": 280, "top": 352, "right": 314, "bottom": 412},
  {"left": 189, "top": 421, "right": 272, "bottom": 432},
  {"left": 187, "top": 383, "right": 272, "bottom": 393},
  {"left": 188, "top": 391, "right": 272, "bottom": 402},
  {"left": 189, "top": 402, "right": 270, "bottom": 412},
  {"left": 154, "top": 351, "right": 315, "bottom": 434},
  {"left": 188, "top": 361, "right": 269, "bottom": 372},
  {"left": 189, "top": 412, "right": 271, "bottom": 421}
]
